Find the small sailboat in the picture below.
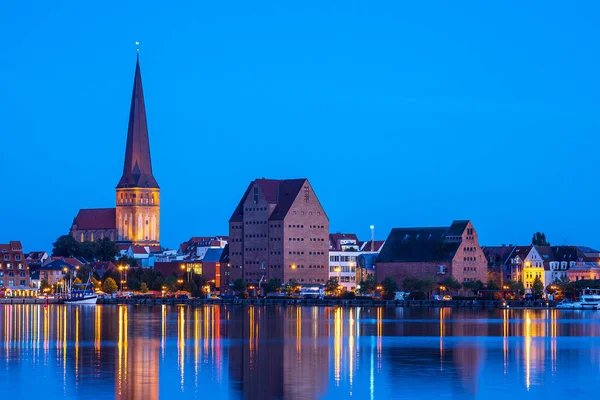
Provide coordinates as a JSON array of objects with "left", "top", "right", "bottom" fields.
[{"left": 64, "top": 268, "right": 98, "bottom": 305}]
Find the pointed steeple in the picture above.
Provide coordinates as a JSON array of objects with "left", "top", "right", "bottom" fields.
[{"left": 116, "top": 54, "right": 159, "bottom": 189}]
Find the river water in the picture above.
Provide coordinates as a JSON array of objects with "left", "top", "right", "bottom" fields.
[{"left": 0, "top": 305, "right": 599, "bottom": 399}]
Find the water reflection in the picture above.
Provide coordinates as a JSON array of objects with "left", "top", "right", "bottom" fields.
[{"left": 0, "top": 305, "right": 600, "bottom": 398}]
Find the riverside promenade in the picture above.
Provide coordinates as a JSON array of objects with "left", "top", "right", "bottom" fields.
[
  {"left": 0, "top": 297, "right": 558, "bottom": 309},
  {"left": 97, "top": 297, "right": 556, "bottom": 309}
]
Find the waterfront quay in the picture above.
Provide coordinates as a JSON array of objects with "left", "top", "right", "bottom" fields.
[
  {"left": 98, "top": 297, "right": 556, "bottom": 309},
  {"left": 0, "top": 297, "right": 560, "bottom": 309}
]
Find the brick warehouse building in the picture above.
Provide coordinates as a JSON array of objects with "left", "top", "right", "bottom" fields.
[
  {"left": 226, "top": 178, "right": 329, "bottom": 292},
  {"left": 376, "top": 220, "right": 487, "bottom": 287}
]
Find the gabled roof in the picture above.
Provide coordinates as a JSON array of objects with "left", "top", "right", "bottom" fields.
[
  {"left": 72, "top": 208, "right": 116, "bottom": 230},
  {"left": 229, "top": 178, "right": 312, "bottom": 222},
  {"left": 329, "top": 233, "right": 359, "bottom": 250},
  {"left": 509, "top": 246, "right": 532, "bottom": 262},
  {"left": 130, "top": 246, "right": 150, "bottom": 255},
  {"left": 269, "top": 179, "right": 307, "bottom": 221},
  {"left": 447, "top": 220, "right": 469, "bottom": 236},
  {"left": 0, "top": 241, "right": 23, "bottom": 253},
  {"left": 377, "top": 227, "right": 461, "bottom": 263},
  {"left": 40, "top": 259, "right": 75, "bottom": 271},
  {"left": 482, "top": 246, "right": 515, "bottom": 265},
  {"left": 116, "top": 55, "right": 158, "bottom": 189}
]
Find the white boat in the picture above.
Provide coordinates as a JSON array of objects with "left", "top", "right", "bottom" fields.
[
  {"left": 64, "top": 290, "right": 98, "bottom": 305},
  {"left": 560, "top": 288, "right": 600, "bottom": 310},
  {"left": 64, "top": 270, "right": 98, "bottom": 305}
]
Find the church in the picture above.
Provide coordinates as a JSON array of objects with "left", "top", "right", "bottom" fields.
[{"left": 70, "top": 54, "right": 160, "bottom": 249}]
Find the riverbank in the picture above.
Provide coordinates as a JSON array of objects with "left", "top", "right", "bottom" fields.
[
  {"left": 0, "top": 297, "right": 558, "bottom": 309},
  {"left": 98, "top": 297, "right": 557, "bottom": 309}
]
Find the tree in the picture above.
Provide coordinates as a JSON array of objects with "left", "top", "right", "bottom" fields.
[
  {"left": 325, "top": 278, "right": 339, "bottom": 295},
  {"left": 416, "top": 277, "right": 436, "bottom": 293},
  {"left": 441, "top": 276, "right": 462, "bottom": 291},
  {"left": 102, "top": 277, "right": 118, "bottom": 294},
  {"left": 91, "top": 277, "right": 100, "bottom": 290},
  {"left": 508, "top": 280, "right": 525, "bottom": 295},
  {"left": 402, "top": 277, "right": 420, "bottom": 292},
  {"left": 78, "top": 241, "right": 97, "bottom": 261},
  {"left": 265, "top": 278, "right": 282, "bottom": 293},
  {"left": 532, "top": 232, "right": 550, "bottom": 246},
  {"left": 164, "top": 275, "right": 178, "bottom": 292},
  {"left": 140, "top": 282, "right": 149, "bottom": 293},
  {"left": 96, "top": 238, "right": 119, "bottom": 261},
  {"left": 233, "top": 278, "right": 247, "bottom": 294},
  {"left": 532, "top": 276, "right": 544, "bottom": 299},
  {"left": 358, "top": 274, "right": 377, "bottom": 295},
  {"left": 487, "top": 279, "right": 500, "bottom": 290},
  {"left": 39, "top": 279, "right": 51, "bottom": 293},
  {"left": 381, "top": 277, "right": 399, "bottom": 300},
  {"left": 52, "top": 235, "right": 80, "bottom": 257},
  {"left": 463, "top": 280, "right": 484, "bottom": 295}
]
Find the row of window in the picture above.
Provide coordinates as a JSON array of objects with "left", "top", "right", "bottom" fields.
[
  {"left": 245, "top": 221, "right": 267, "bottom": 225},
  {"left": 463, "top": 267, "right": 477, "bottom": 272},
  {"left": 118, "top": 193, "right": 156, "bottom": 205},
  {"left": 3, "top": 255, "right": 22, "bottom": 261},
  {"left": 463, "top": 257, "right": 478, "bottom": 262},
  {"left": 463, "top": 247, "right": 477, "bottom": 252},
  {"left": 309, "top": 225, "right": 326, "bottom": 229},
  {"left": 0, "top": 280, "right": 26, "bottom": 287},
  {"left": 245, "top": 234, "right": 267, "bottom": 238},
  {"left": 309, "top": 238, "right": 325, "bottom": 242},
  {"left": 308, "top": 251, "right": 326, "bottom": 255},
  {"left": 0, "top": 272, "right": 25, "bottom": 277},
  {"left": 329, "top": 266, "right": 356, "bottom": 273},
  {"left": 338, "top": 276, "right": 356, "bottom": 282},
  {"left": 245, "top": 206, "right": 267, "bottom": 212},
  {"left": 463, "top": 277, "right": 477, "bottom": 282},
  {"left": 245, "top": 248, "right": 267, "bottom": 252},
  {"left": 0, "top": 264, "right": 23, "bottom": 269}
]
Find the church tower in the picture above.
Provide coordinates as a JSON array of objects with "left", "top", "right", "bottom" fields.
[{"left": 116, "top": 54, "right": 160, "bottom": 248}]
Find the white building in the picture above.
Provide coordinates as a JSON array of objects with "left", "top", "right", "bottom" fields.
[{"left": 328, "top": 233, "right": 385, "bottom": 292}]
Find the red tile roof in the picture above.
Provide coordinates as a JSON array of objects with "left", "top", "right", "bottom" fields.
[
  {"left": 229, "top": 178, "right": 308, "bottom": 222},
  {"left": 329, "top": 233, "right": 359, "bottom": 250},
  {"left": 130, "top": 246, "right": 149, "bottom": 255},
  {"left": 73, "top": 208, "right": 116, "bottom": 230}
]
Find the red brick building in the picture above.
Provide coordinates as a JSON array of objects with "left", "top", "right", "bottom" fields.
[
  {"left": 376, "top": 220, "right": 487, "bottom": 287},
  {"left": 0, "top": 241, "right": 31, "bottom": 290},
  {"left": 226, "top": 178, "right": 329, "bottom": 291}
]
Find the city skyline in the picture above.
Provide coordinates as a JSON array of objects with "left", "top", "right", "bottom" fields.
[{"left": 2, "top": 1, "right": 600, "bottom": 250}]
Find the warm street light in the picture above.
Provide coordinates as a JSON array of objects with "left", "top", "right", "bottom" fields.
[{"left": 291, "top": 265, "right": 296, "bottom": 270}]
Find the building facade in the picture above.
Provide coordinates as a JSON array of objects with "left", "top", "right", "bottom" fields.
[
  {"left": 0, "top": 241, "right": 30, "bottom": 289},
  {"left": 328, "top": 233, "right": 385, "bottom": 292},
  {"left": 376, "top": 220, "right": 487, "bottom": 288},
  {"left": 70, "top": 54, "right": 160, "bottom": 248},
  {"left": 226, "top": 178, "right": 329, "bottom": 292}
]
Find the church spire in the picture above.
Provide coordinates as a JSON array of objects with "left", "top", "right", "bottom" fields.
[{"left": 116, "top": 53, "right": 159, "bottom": 189}]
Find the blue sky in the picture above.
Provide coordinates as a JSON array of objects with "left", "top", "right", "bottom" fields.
[{"left": 1, "top": 1, "right": 599, "bottom": 251}]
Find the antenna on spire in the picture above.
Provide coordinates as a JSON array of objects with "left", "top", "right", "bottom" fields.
[{"left": 135, "top": 41, "right": 140, "bottom": 53}]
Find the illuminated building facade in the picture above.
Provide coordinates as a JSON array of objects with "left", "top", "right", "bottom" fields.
[
  {"left": 70, "top": 54, "right": 160, "bottom": 248},
  {"left": 227, "top": 178, "right": 329, "bottom": 291},
  {"left": 376, "top": 220, "right": 488, "bottom": 286}
]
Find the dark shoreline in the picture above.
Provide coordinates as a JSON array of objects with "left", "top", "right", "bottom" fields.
[{"left": 0, "top": 297, "right": 560, "bottom": 309}]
